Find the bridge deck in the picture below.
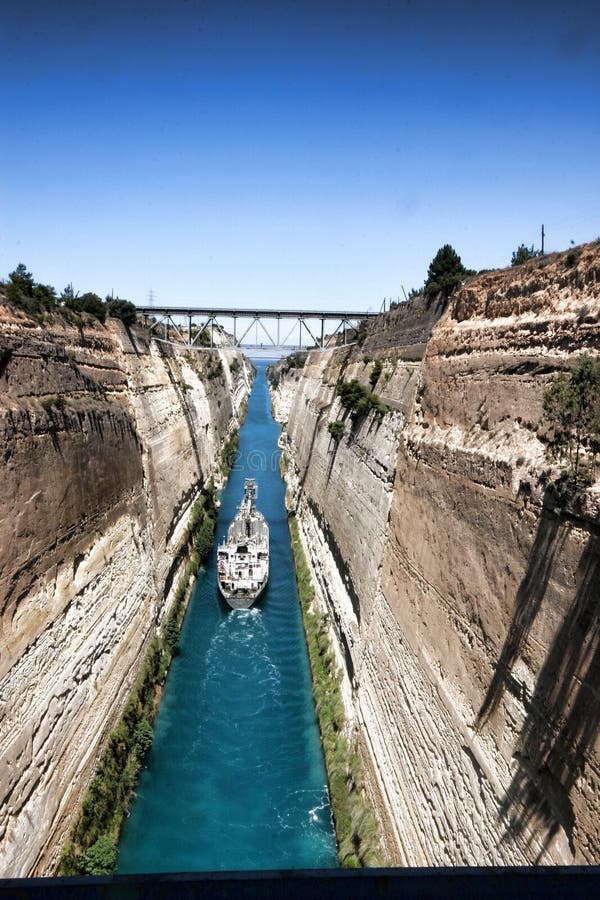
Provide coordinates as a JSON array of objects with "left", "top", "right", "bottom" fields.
[{"left": 135, "top": 306, "right": 378, "bottom": 319}]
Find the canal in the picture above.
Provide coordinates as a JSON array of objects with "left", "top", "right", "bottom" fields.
[{"left": 117, "top": 362, "right": 337, "bottom": 873}]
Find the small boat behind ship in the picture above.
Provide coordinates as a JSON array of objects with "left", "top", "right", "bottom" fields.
[{"left": 217, "top": 478, "right": 269, "bottom": 609}]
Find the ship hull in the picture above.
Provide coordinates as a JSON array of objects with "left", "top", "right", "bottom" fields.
[
  {"left": 217, "top": 478, "right": 269, "bottom": 611},
  {"left": 217, "top": 577, "right": 268, "bottom": 610}
]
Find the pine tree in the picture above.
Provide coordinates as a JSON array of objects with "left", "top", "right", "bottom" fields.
[{"left": 424, "top": 245, "right": 469, "bottom": 301}]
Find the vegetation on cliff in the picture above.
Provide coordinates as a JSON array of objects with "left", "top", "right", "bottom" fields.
[
  {"left": 2, "top": 263, "right": 137, "bottom": 325},
  {"left": 328, "top": 420, "right": 346, "bottom": 441},
  {"left": 368, "top": 360, "right": 383, "bottom": 389},
  {"left": 511, "top": 243, "right": 543, "bottom": 266},
  {"left": 221, "top": 428, "right": 240, "bottom": 474},
  {"left": 59, "top": 486, "right": 218, "bottom": 876},
  {"left": 288, "top": 514, "right": 381, "bottom": 868},
  {"left": 424, "top": 244, "right": 473, "bottom": 301},
  {"left": 543, "top": 353, "right": 600, "bottom": 507},
  {"left": 3, "top": 263, "right": 57, "bottom": 315},
  {"left": 336, "top": 378, "right": 386, "bottom": 421},
  {"left": 266, "top": 351, "right": 307, "bottom": 389}
]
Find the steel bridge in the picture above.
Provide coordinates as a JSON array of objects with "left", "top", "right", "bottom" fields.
[{"left": 135, "top": 305, "right": 378, "bottom": 352}]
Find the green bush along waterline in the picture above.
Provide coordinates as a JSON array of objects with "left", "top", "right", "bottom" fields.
[
  {"left": 221, "top": 428, "right": 240, "bottom": 475},
  {"left": 288, "top": 514, "right": 381, "bottom": 868},
  {"left": 58, "top": 485, "right": 218, "bottom": 876}
]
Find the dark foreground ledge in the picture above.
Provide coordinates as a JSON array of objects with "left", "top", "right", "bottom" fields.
[{"left": 1, "top": 867, "right": 599, "bottom": 899}]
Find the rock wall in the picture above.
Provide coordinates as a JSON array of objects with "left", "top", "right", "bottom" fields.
[
  {"left": 275, "top": 243, "right": 600, "bottom": 865},
  {"left": 0, "top": 304, "right": 251, "bottom": 875}
]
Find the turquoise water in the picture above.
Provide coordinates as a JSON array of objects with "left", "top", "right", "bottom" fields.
[{"left": 117, "top": 363, "right": 337, "bottom": 873}]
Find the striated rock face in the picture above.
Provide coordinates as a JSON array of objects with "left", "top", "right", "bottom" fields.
[
  {"left": 0, "top": 304, "right": 251, "bottom": 875},
  {"left": 276, "top": 243, "right": 600, "bottom": 865}
]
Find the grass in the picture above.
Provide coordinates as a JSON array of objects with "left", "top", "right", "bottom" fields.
[{"left": 288, "top": 514, "right": 382, "bottom": 868}]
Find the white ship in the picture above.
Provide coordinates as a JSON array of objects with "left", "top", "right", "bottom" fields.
[{"left": 217, "top": 479, "right": 269, "bottom": 609}]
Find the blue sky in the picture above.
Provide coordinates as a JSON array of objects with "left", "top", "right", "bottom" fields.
[{"left": 1, "top": 0, "right": 599, "bottom": 310}]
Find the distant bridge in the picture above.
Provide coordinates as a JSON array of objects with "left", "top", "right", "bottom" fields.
[{"left": 135, "top": 305, "right": 378, "bottom": 352}]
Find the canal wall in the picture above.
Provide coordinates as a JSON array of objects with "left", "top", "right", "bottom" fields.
[
  {"left": 271, "top": 241, "right": 600, "bottom": 866},
  {"left": 0, "top": 303, "right": 251, "bottom": 876}
]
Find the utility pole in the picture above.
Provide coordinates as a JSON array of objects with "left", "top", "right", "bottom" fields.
[
  {"left": 541, "top": 224, "right": 545, "bottom": 255},
  {"left": 147, "top": 289, "right": 155, "bottom": 307}
]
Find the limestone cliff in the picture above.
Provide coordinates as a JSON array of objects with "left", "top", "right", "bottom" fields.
[
  {"left": 0, "top": 302, "right": 251, "bottom": 875},
  {"left": 274, "top": 242, "right": 600, "bottom": 866}
]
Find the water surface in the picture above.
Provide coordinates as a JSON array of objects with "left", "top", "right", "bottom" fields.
[{"left": 117, "top": 363, "right": 337, "bottom": 873}]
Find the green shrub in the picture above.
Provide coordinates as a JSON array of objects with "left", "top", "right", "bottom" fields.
[
  {"left": 5, "top": 263, "right": 58, "bottom": 314},
  {"left": 106, "top": 299, "right": 137, "bottom": 326},
  {"left": 164, "top": 616, "right": 180, "bottom": 652},
  {"left": 206, "top": 358, "right": 224, "bottom": 380},
  {"left": 194, "top": 515, "right": 216, "bottom": 562},
  {"left": 65, "top": 292, "right": 106, "bottom": 322},
  {"left": 511, "top": 243, "right": 542, "bottom": 266},
  {"left": 336, "top": 379, "right": 386, "bottom": 421},
  {"left": 328, "top": 420, "right": 346, "bottom": 441},
  {"left": 288, "top": 515, "right": 382, "bottom": 867},
  {"left": 41, "top": 395, "right": 66, "bottom": 413},
  {"left": 133, "top": 719, "right": 153, "bottom": 759},
  {"left": 543, "top": 353, "right": 600, "bottom": 490},
  {"left": 230, "top": 357, "right": 241, "bottom": 375},
  {"left": 369, "top": 361, "right": 382, "bottom": 389},
  {"left": 78, "top": 835, "right": 118, "bottom": 875},
  {"left": 221, "top": 429, "right": 239, "bottom": 474},
  {"left": 33, "top": 283, "right": 57, "bottom": 305}
]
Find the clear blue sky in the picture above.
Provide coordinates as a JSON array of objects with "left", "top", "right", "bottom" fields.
[{"left": 1, "top": 0, "right": 599, "bottom": 310}]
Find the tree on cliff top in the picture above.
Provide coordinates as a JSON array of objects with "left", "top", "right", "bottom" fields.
[
  {"left": 543, "top": 353, "right": 600, "bottom": 485},
  {"left": 106, "top": 298, "right": 137, "bottom": 326},
  {"left": 424, "top": 245, "right": 471, "bottom": 301},
  {"left": 6, "top": 263, "right": 57, "bottom": 312},
  {"left": 65, "top": 291, "right": 106, "bottom": 322},
  {"left": 511, "top": 243, "right": 542, "bottom": 266},
  {"left": 8, "top": 263, "right": 34, "bottom": 295}
]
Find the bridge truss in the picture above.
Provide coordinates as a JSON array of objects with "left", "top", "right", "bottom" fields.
[{"left": 135, "top": 306, "right": 378, "bottom": 352}]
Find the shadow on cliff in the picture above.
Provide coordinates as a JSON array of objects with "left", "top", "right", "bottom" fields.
[
  {"left": 297, "top": 408, "right": 324, "bottom": 499},
  {"left": 477, "top": 506, "right": 568, "bottom": 726},
  {"left": 499, "top": 528, "right": 600, "bottom": 859},
  {"left": 160, "top": 344, "right": 204, "bottom": 478},
  {"left": 476, "top": 497, "right": 600, "bottom": 859}
]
